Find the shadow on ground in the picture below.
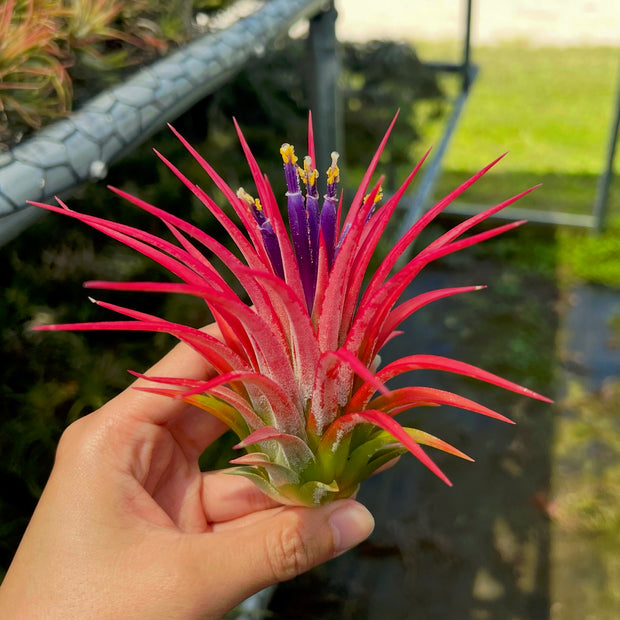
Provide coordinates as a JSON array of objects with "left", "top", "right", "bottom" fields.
[
  {"left": 435, "top": 170, "right": 620, "bottom": 218},
  {"left": 271, "top": 222, "right": 559, "bottom": 619}
]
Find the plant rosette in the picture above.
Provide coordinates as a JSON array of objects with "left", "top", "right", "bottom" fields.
[{"left": 32, "top": 112, "right": 551, "bottom": 507}]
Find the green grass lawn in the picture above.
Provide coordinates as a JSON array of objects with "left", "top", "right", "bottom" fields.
[
  {"left": 406, "top": 42, "right": 620, "bottom": 288},
  {"left": 414, "top": 43, "right": 620, "bottom": 219}
]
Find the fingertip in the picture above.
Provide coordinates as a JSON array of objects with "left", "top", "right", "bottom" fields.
[{"left": 328, "top": 501, "right": 375, "bottom": 554}]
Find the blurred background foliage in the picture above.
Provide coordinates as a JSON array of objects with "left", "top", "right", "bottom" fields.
[
  {"left": 0, "top": 0, "right": 237, "bottom": 147},
  {"left": 0, "top": 0, "right": 446, "bottom": 575}
]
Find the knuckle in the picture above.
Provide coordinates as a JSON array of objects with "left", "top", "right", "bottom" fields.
[
  {"left": 265, "top": 513, "right": 313, "bottom": 582},
  {"left": 55, "top": 417, "right": 87, "bottom": 459},
  {"left": 55, "top": 413, "right": 101, "bottom": 464}
]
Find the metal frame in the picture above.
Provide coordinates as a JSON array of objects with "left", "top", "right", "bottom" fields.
[
  {"left": 397, "top": 0, "right": 477, "bottom": 239},
  {"left": 308, "top": 1, "right": 343, "bottom": 177},
  {"left": 2, "top": 0, "right": 616, "bottom": 247},
  {"left": 0, "top": 0, "right": 332, "bottom": 246},
  {"left": 593, "top": 55, "right": 620, "bottom": 233},
  {"left": 398, "top": 0, "right": 618, "bottom": 236}
]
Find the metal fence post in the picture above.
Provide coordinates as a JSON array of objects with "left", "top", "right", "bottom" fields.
[
  {"left": 0, "top": 0, "right": 328, "bottom": 245},
  {"left": 308, "top": 1, "right": 343, "bottom": 181},
  {"left": 462, "top": 0, "right": 474, "bottom": 91},
  {"left": 593, "top": 56, "right": 620, "bottom": 234}
]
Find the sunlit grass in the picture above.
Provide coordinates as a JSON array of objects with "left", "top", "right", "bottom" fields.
[
  {"left": 408, "top": 42, "right": 620, "bottom": 287},
  {"left": 413, "top": 43, "right": 620, "bottom": 219}
]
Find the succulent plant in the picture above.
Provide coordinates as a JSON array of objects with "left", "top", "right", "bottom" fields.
[
  {"left": 0, "top": 0, "right": 71, "bottom": 138},
  {"left": 32, "top": 114, "right": 550, "bottom": 506}
]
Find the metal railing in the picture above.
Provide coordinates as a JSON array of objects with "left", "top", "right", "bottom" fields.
[
  {"left": 0, "top": 0, "right": 336, "bottom": 246},
  {"left": 399, "top": 0, "right": 618, "bottom": 235},
  {"left": 2, "top": 0, "right": 615, "bottom": 245},
  {"left": 397, "top": 0, "right": 477, "bottom": 239},
  {"left": 593, "top": 57, "right": 620, "bottom": 234}
]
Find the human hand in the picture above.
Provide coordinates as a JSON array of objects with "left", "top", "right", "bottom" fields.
[{"left": 0, "top": 326, "right": 375, "bottom": 619}]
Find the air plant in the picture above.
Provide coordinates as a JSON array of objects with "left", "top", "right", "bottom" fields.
[
  {"left": 0, "top": 0, "right": 179, "bottom": 144},
  {"left": 64, "top": 0, "right": 168, "bottom": 72},
  {"left": 32, "top": 113, "right": 551, "bottom": 506},
  {"left": 0, "top": 0, "right": 72, "bottom": 133}
]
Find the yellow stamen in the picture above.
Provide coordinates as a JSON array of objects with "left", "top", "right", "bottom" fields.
[
  {"left": 298, "top": 155, "right": 318, "bottom": 187},
  {"left": 236, "top": 187, "right": 262, "bottom": 211},
  {"left": 280, "top": 143, "right": 298, "bottom": 165},
  {"left": 326, "top": 151, "right": 340, "bottom": 185},
  {"left": 364, "top": 187, "right": 383, "bottom": 205}
]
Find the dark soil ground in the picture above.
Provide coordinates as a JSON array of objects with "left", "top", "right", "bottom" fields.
[{"left": 269, "top": 224, "right": 620, "bottom": 620}]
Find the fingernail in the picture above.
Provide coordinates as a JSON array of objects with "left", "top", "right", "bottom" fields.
[{"left": 329, "top": 502, "right": 375, "bottom": 554}]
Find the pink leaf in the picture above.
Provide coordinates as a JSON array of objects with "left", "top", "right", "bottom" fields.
[
  {"left": 241, "top": 267, "right": 320, "bottom": 403},
  {"left": 339, "top": 149, "right": 431, "bottom": 337},
  {"left": 422, "top": 185, "right": 540, "bottom": 255},
  {"left": 342, "top": 111, "right": 399, "bottom": 232},
  {"left": 361, "top": 154, "right": 508, "bottom": 305},
  {"left": 30, "top": 201, "right": 209, "bottom": 286},
  {"left": 360, "top": 285, "right": 485, "bottom": 365},
  {"left": 34, "top": 319, "right": 245, "bottom": 375},
  {"left": 365, "top": 386, "right": 514, "bottom": 424},
  {"left": 234, "top": 426, "right": 316, "bottom": 470},
  {"left": 347, "top": 220, "right": 527, "bottom": 362},
  {"left": 232, "top": 119, "right": 305, "bottom": 303},
  {"left": 152, "top": 146, "right": 270, "bottom": 269},
  {"left": 351, "top": 354, "right": 552, "bottom": 408},
  {"left": 307, "top": 351, "right": 346, "bottom": 436},
  {"left": 316, "top": 178, "right": 384, "bottom": 352},
  {"left": 326, "top": 410, "right": 452, "bottom": 486},
  {"left": 307, "top": 111, "right": 316, "bottom": 169},
  {"left": 106, "top": 185, "right": 283, "bottom": 332},
  {"left": 330, "top": 348, "right": 390, "bottom": 397}
]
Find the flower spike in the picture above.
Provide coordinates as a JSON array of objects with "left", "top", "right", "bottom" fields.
[{"left": 321, "top": 151, "right": 340, "bottom": 269}]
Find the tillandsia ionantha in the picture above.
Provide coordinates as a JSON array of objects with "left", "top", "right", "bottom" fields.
[{"left": 32, "top": 113, "right": 551, "bottom": 506}]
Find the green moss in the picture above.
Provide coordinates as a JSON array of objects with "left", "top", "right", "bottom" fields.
[
  {"left": 551, "top": 378, "right": 620, "bottom": 615},
  {"left": 557, "top": 217, "right": 620, "bottom": 288},
  {"left": 554, "top": 379, "right": 620, "bottom": 537}
]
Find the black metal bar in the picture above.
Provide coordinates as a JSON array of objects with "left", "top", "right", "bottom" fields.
[
  {"left": 593, "top": 54, "right": 620, "bottom": 234},
  {"left": 396, "top": 0, "right": 476, "bottom": 245},
  {"left": 308, "top": 1, "right": 343, "bottom": 181},
  {"left": 396, "top": 64, "right": 479, "bottom": 242},
  {"left": 462, "top": 0, "right": 473, "bottom": 91},
  {"left": 424, "top": 61, "right": 470, "bottom": 73}
]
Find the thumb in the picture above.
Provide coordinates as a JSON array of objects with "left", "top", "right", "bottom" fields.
[{"left": 187, "top": 500, "right": 374, "bottom": 615}]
